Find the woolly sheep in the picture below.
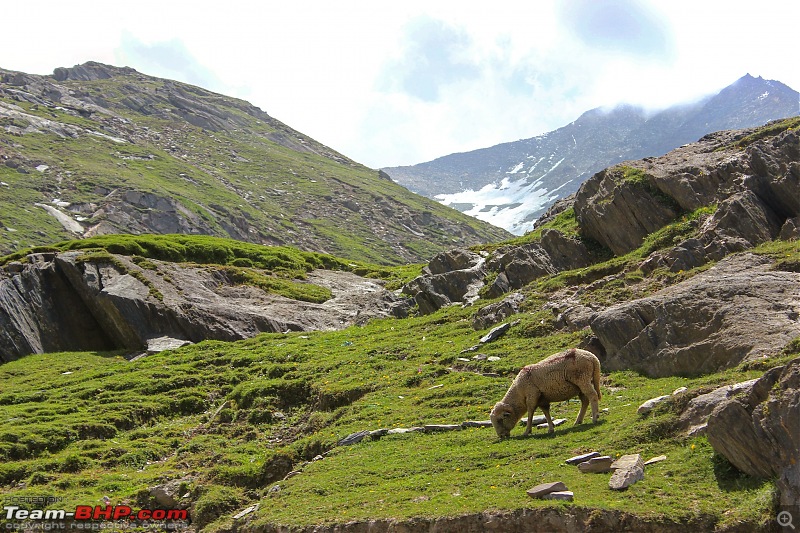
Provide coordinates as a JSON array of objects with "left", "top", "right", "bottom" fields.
[{"left": 490, "top": 348, "right": 602, "bottom": 438}]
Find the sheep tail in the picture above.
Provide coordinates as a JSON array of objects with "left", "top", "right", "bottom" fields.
[{"left": 593, "top": 358, "right": 602, "bottom": 400}]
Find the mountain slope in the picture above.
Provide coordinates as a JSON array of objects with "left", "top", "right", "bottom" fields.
[
  {"left": 0, "top": 62, "right": 511, "bottom": 264},
  {"left": 383, "top": 74, "right": 799, "bottom": 234}
]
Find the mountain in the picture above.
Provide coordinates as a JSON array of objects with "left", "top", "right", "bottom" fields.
[
  {"left": 1, "top": 117, "right": 799, "bottom": 530},
  {"left": 0, "top": 62, "right": 511, "bottom": 264},
  {"left": 383, "top": 74, "right": 800, "bottom": 235}
]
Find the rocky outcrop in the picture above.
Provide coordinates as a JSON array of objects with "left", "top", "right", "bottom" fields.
[
  {"left": 484, "top": 229, "right": 592, "bottom": 298},
  {"left": 576, "top": 125, "right": 800, "bottom": 257},
  {"left": 676, "top": 380, "right": 759, "bottom": 437},
  {"left": 706, "top": 358, "right": 800, "bottom": 507},
  {"left": 590, "top": 254, "right": 800, "bottom": 377},
  {"left": 0, "top": 251, "right": 408, "bottom": 362},
  {"left": 402, "top": 249, "right": 486, "bottom": 315}
]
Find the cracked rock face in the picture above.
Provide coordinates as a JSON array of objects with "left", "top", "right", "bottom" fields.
[
  {"left": 0, "top": 251, "right": 408, "bottom": 362},
  {"left": 706, "top": 358, "right": 800, "bottom": 507},
  {"left": 590, "top": 254, "right": 800, "bottom": 377}
]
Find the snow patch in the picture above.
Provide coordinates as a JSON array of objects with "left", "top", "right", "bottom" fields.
[
  {"left": 507, "top": 162, "right": 525, "bottom": 174},
  {"left": 757, "top": 91, "right": 770, "bottom": 101}
]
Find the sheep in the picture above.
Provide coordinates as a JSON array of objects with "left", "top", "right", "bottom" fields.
[{"left": 490, "top": 348, "right": 602, "bottom": 438}]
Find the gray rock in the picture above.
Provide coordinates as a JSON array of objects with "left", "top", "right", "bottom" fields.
[
  {"left": 480, "top": 322, "right": 512, "bottom": 343},
  {"left": 537, "top": 418, "right": 566, "bottom": 430},
  {"left": 565, "top": 451, "right": 601, "bottom": 465},
  {"left": 591, "top": 254, "right": 800, "bottom": 377},
  {"left": 387, "top": 427, "right": 424, "bottom": 435},
  {"left": 146, "top": 336, "right": 192, "bottom": 354},
  {"left": 402, "top": 249, "right": 486, "bottom": 314},
  {"left": 780, "top": 216, "right": 800, "bottom": 240},
  {"left": 676, "top": 379, "right": 759, "bottom": 434},
  {"left": 578, "top": 456, "right": 614, "bottom": 473},
  {"left": 462, "top": 420, "right": 493, "bottom": 428},
  {"left": 149, "top": 479, "right": 188, "bottom": 508},
  {"left": 637, "top": 395, "right": 670, "bottom": 415},
  {"left": 526, "top": 481, "right": 567, "bottom": 498},
  {"left": 609, "top": 454, "right": 645, "bottom": 490},
  {"left": 540, "top": 491, "right": 574, "bottom": 501},
  {"left": 472, "top": 292, "right": 524, "bottom": 330},
  {"left": 644, "top": 455, "right": 667, "bottom": 466},
  {"left": 424, "top": 424, "right": 462, "bottom": 432},
  {"left": 706, "top": 358, "right": 800, "bottom": 507},
  {"left": 338, "top": 430, "right": 370, "bottom": 446}
]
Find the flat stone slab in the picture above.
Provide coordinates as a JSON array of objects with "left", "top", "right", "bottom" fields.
[
  {"left": 537, "top": 418, "right": 566, "bottom": 429},
  {"left": 519, "top": 415, "right": 547, "bottom": 426},
  {"left": 338, "top": 430, "right": 370, "bottom": 446},
  {"left": 526, "top": 481, "right": 567, "bottom": 498},
  {"left": 578, "top": 456, "right": 614, "bottom": 473},
  {"left": 566, "top": 451, "right": 601, "bottom": 465},
  {"left": 644, "top": 455, "right": 667, "bottom": 466},
  {"left": 387, "top": 427, "right": 424, "bottom": 434},
  {"left": 462, "top": 420, "right": 493, "bottom": 428},
  {"left": 424, "top": 424, "right": 462, "bottom": 432},
  {"left": 541, "top": 491, "right": 574, "bottom": 501}
]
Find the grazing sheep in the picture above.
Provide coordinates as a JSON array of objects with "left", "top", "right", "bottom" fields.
[{"left": 490, "top": 348, "right": 602, "bottom": 438}]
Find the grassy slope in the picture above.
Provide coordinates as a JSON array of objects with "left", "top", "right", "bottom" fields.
[
  {"left": 1, "top": 227, "right": 797, "bottom": 530},
  {"left": 0, "top": 72, "right": 509, "bottom": 264}
]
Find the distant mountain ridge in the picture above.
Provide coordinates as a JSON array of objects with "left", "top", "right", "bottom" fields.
[
  {"left": 383, "top": 74, "right": 800, "bottom": 234},
  {"left": 0, "top": 62, "right": 511, "bottom": 264}
]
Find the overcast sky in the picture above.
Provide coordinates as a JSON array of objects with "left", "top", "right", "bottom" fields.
[{"left": 3, "top": 1, "right": 799, "bottom": 168}]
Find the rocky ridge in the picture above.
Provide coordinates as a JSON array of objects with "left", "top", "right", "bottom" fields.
[{"left": 0, "top": 62, "right": 510, "bottom": 263}]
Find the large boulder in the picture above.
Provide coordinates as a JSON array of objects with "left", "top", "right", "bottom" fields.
[
  {"left": 706, "top": 358, "right": 800, "bottom": 507},
  {"left": 590, "top": 254, "right": 800, "bottom": 377}
]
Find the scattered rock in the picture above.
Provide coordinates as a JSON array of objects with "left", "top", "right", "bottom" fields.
[
  {"left": 541, "top": 491, "right": 574, "bottom": 501},
  {"left": 402, "top": 249, "right": 487, "bottom": 314},
  {"left": 149, "top": 479, "right": 188, "bottom": 508},
  {"left": 487, "top": 356, "right": 501, "bottom": 362},
  {"left": 565, "top": 452, "right": 601, "bottom": 465},
  {"left": 644, "top": 455, "right": 667, "bottom": 466},
  {"left": 526, "top": 481, "right": 567, "bottom": 498},
  {"left": 338, "top": 430, "right": 370, "bottom": 446},
  {"left": 232, "top": 504, "right": 259, "bottom": 520},
  {"left": 387, "top": 427, "right": 424, "bottom": 435},
  {"left": 480, "top": 322, "right": 512, "bottom": 343},
  {"left": 578, "top": 456, "right": 614, "bottom": 473},
  {"left": 462, "top": 420, "right": 493, "bottom": 428},
  {"left": 146, "top": 336, "right": 192, "bottom": 354},
  {"left": 672, "top": 387, "right": 687, "bottom": 395},
  {"left": 424, "top": 424, "right": 462, "bottom": 432},
  {"left": 472, "top": 292, "right": 524, "bottom": 330},
  {"left": 609, "top": 454, "right": 645, "bottom": 490},
  {"left": 519, "top": 415, "right": 547, "bottom": 426},
  {"left": 369, "top": 428, "right": 389, "bottom": 439},
  {"left": 637, "top": 395, "right": 669, "bottom": 415},
  {"left": 537, "top": 418, "right": 566, "bottom": 430}
]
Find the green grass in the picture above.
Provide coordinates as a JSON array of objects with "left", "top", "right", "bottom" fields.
[{"left": 0, "top": 287, "right": 792, "bottom": 530}]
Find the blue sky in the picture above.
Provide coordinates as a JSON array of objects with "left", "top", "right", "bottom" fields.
[{"left": 2, "top": 1, "right": 798, "bottom": 168}]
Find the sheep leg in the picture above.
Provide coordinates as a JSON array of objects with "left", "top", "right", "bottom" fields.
[
  {"left": 575, "top": 393, "right": 589, "bottom": 425},
  {"left": 577, "top": 382, "right": 600, "bottom": 424},
  {"left": 524, "top": 393, "right": 540, "bottom": 436},
  {"left": 541, "top": 406, "right": 555, "bottom": 434}
]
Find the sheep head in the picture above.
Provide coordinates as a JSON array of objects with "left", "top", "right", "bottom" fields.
[{"left": 490, "top": 401, "right": 516, "bottom": 438}]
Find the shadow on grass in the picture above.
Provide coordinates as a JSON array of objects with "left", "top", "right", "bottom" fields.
[
  {"left": 712, "top": 453, "right": 771, "bottom": 492},
  {"left": 502, "top": 419, "right": 607, "bottom": 442}
]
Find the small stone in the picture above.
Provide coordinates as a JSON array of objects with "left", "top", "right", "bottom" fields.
[
  {"left": 644, "top": 455, "right": 667, "bottom": 466},
  {"left": 609, "top": 454, "right": 644, "bottom": 490},
  {"left": 519, "top": 415, "right": 547, "bottom": 426},
  {"left": 537, "top": 418, "right": 566, "bottom": 429},
  {"left": 424, "top": 424, "right": 462, "bottom": 432},
  {"left": 462, "top": 420, "right": 493, "bottom": 428},
  {"left": 541, "top": 491, "right": 574, "bottom": 501},
  {"left": 487, "top": 356, "right": 501, "bottom": 362},
  {"left": 369, "top": 428, "right": 389, "bottom": 439},
  {"left": 387, "top": 427, "right": 424, "bottom": 434},
  {"left": 578, "top": 456, "right": 614, "bottom": 473},
  {"left": 526, "top": 481, "right": 567, "bottom": 498},
  {"left": 312, "top": 455, "right": 324, "bottom": 461},
  {"left": 427, "top": 384, "right": 444, "bottom": 390},
  {"left": 472, "top": 353, "right": 488, "bottom": 360},
  {"left": 673, "top": 387, "right": 688, "bottom": 395},
  {"left": 457, "top": 357, "right": 471, "bottom": 362},
  {"left": 233, "top": 504, "right": 259, "bottom": 520},
  {"left": 637, "top": 395, "right": 669, "bottom": 415},
  {"left": 565, "top": 451, "right": 601, "bottom": 465}
]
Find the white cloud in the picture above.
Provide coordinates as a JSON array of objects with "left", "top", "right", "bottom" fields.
[{"left": 1, "top": 0, "right": 798, "bottom": 169}]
